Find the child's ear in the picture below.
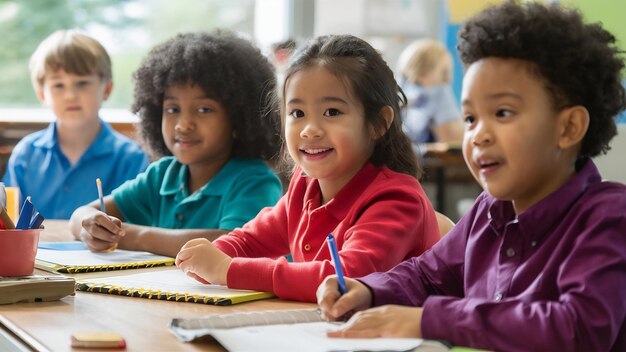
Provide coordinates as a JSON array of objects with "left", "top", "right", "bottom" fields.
[
  {"left": 373, "top": 106, "right": 394, "bottom": 139},
  {"left": 557, "top": 105, "right": 589, "bottom": 150},
  {"left": 103, "top": 81, "right": 113, "bottom": 100},
  {"left": 36, "top": 89, "right": 46, "bottom": 105}
]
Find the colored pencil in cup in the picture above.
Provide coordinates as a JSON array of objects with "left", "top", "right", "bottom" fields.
[{"left": 15, "top": 196, "right": 34, "bottom": 230}]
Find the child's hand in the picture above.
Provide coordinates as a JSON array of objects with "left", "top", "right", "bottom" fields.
[
  {"left": 326, "top": 305, "right": 423, "bottom": 338},
  {"left": 317, "top": 275, "right": 373, "bottom": 321},
  {"left": 175, "top": 238, "right": 232, "bottom": 286},
  {"left": 79, "top": 212, "right": 125, "bottom": 252}
]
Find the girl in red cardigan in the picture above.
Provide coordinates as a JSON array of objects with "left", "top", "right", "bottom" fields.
[{"left": 175, "top": 34, "right": 440, "bottom": 302}]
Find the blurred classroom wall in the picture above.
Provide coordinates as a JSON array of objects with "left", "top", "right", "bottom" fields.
[{"left": 564, "top": 0, "right": 626, "bottom": 183}]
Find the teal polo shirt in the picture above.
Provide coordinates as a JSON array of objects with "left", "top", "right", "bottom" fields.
[{"left": 112, "top": 156, "right": 281, "bottom": 229}]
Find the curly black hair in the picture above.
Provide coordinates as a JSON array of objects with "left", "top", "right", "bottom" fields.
[
  {"left": 132, "top": 30, "right": 280, "bottom": 160},
  {"left": 457, "top": 0, "right": 626, "bottom": 157}
]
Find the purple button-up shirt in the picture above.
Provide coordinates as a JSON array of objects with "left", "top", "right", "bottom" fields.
[{"left": 360, "top": 159, "right": 626, "bottom": 352}]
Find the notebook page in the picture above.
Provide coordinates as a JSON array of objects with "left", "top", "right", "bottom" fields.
[
  {"left": 36, "top": 248, "right": 172, "bottom": 266},
  {"left": 175, "top": 321, "right": 440, "bottom": 352}
]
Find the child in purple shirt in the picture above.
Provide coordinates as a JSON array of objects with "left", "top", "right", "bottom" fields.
[{"left": 317, "top": 2, "right": 626, "bottom": 351}]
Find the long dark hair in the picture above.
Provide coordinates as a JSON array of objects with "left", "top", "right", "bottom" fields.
[{"left": 281, "top": 34, "right": 420, "bottom": 178}]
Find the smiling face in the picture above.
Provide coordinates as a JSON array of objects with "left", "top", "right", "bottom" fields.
[
  {"left": 461, "top": 58, "right": 579, "bottom": 213},
  {"left": 284, "top": 65, "right": 375, "bottom": 202},
  {"left": 38, "top": 69, "right": 111, "bottom": 127},
  {"left": 161, "top": 83, "right": 233, "bottom": 171}
]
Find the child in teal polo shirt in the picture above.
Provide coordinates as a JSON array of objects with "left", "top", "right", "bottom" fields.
[
  {"left": 70, "top": 31, "right": 282, "bottom": 257},
  {"left": 1, "top": 30, "right": 149, "bottom": 219}
]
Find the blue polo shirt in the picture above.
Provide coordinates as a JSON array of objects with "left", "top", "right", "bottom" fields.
[
  {"left": 1, "top": 120, "right": 149, "bottom": 220},
  {"left": 401, "top": 82, "right": 461, "bottom": 143},
  {"left": 112, "top": 157, "right": 282, "bottom": 230}
]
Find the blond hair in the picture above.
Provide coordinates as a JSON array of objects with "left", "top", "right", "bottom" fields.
[
  {"left": 397, "top": 39, "right": 450, "bottom": 84},
  {"left": 29, "top": 29, "right": 112, "bottom": 92}
]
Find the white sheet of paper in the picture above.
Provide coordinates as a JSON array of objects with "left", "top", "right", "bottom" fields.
[
  {"left": 208, "top": 322, "right": 431, "bottom": 352},
  {"left": 36, "top": 247, "right": 172, "bottom": 266}
]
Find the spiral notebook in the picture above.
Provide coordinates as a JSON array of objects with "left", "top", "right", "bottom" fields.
[
  {"left": 76, "top": 269, "right": 275, "bottom": 305},
  {"left": 35, "top": 242, "right": 174, "bottom": 274}
]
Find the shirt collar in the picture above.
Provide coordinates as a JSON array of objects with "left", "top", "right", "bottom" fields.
[
  {"left": 32, "top": 122, "right": 57, "bottom": 149},
  {"left": 488, "top": 158, "right": 601, "bottom": 236},
  {"left": 303, "top": 162, "right": 380, "bottom": 220},
  {"left": 160, "top": 157, "right": 243, "bottom": 198},
  {"left": 32, "top": 119, "right": 117, "bottom": 158}
]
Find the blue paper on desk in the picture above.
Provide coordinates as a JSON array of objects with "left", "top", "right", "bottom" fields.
[{"left": 38, "top": 241, "right": 87, "bottom": 250}]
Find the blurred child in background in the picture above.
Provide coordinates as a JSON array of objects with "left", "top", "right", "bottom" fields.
[
  {"left": 2, "top": 30, "right": 148, "bottom": 220},
  {"left": 397, "top": 39, "right": 463, "bottom": 146}
]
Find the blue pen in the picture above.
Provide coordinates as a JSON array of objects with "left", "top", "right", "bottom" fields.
[
  {"left": 16, "top": 196, "right": 34, "bottom": 230},
  {"left": 326, "top": 233, "right": 347, "bottom": 295}
]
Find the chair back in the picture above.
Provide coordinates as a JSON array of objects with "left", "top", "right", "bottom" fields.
[{"left": 435, "top": 211, "right": 455, "bottom": 237}]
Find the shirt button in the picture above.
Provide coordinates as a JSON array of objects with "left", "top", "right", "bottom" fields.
[
  {"left": 506, "top": 248, "right": 515, "bottom": 257},
  {"left": 176, "top": 214, "right": 184, "bottom": 221},
  {"left": 304, "top": 244, "right": 311, "bottom": 251},
  {"left": 531, "top": 241, "right": 537, "bottom": 247},
  {"left": 63, "top": 186, "right": 70, "bottom": 192},
  {"left": 494, "top": 292, "right": 503, "bottom": 301}
]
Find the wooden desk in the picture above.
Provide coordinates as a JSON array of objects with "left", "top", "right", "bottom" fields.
[
  {"left": 0, "top": 292, "right": 314, "bottom": 351},
  {"left": 0, "top": 221, "right": 315, "bottom": 351},
  {"left": 40, "top": 220, "right": 74, "bottom": 242}
]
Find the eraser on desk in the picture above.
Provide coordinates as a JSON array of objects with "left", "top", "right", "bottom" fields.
[{"left": 70, "top": 332, "right": 126, "bottom": 349}]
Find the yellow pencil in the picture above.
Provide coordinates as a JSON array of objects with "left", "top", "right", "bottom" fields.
[{"left": 96, "top": 178, "right": 106, "bottom": 213}]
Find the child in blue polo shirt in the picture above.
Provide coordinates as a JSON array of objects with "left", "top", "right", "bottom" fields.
[
  {"left": 1, "top": 30, "right": 149, "bottom": 220},
  {"left": 70, "top": 31, "right": 282, "bottom": 257}
]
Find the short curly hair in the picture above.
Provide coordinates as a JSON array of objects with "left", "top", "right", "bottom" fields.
[
  {"left": 457, "top": 1, "right": 626, "bottom": 157},
  {"left": 132, "top": 30, "right": 280, "bottom": 160}
]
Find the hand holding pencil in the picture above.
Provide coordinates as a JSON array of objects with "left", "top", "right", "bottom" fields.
[
  {"left": 78, "top": 178, "right": 123, "bottom": 252},
  {"left": 316, "top": 275, "right": 372, "bottom": 322},
  {"left": 317, "top": 234, "right": 372, "bottom": 322},
  {"left": 79, "top": 212, "right": 125, "bottom": 252}
]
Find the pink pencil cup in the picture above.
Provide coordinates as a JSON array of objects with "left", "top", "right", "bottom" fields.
[{"left": 0, "top": 229, "right": 40, "bottom": 276}]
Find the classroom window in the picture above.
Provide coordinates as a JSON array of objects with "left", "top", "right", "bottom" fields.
[{"left": 0, "top": 0, "right": 256, "bottom": 110}]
